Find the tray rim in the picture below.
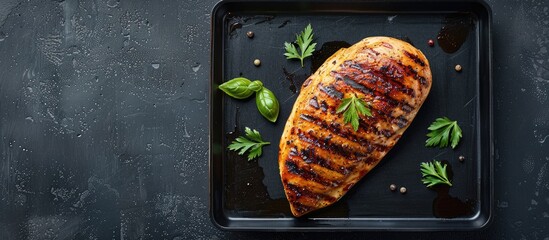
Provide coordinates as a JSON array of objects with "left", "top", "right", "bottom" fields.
[{"left": 209, "top": 0, "right": 493, "bottom": 231}]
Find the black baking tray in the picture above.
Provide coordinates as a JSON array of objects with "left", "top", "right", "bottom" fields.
[{"left": 210, "top": 0, "right": 492, "bottom": 231}]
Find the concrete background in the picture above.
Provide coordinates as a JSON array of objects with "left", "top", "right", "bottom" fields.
[{"left": 0, "top": 0, "right": 548, "bottom": 239}]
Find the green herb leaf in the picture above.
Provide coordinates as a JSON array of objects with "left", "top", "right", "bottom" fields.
[
  {"left": 247, "top": 80, "right": 264, "bottom": 92},
  {"left": 336, "top": 95, "right": 372, "bottom": 131},
  {"left": 283, "top": 42, "right": 300, "bottom": 59},
  {"left": 425, "top": 117, "right": 463, "bottom": 149},
  {"left": 218, "top": 77, "right": 254, "bottom": 99},
  {"left": 420, "top": 160, "right": 453, "bottom": 187},
  {"left": 284, "top": 24, "right": 317, "bottom": 67},
  {"left": 243, "top": 127, "right": 263, "bottom": 142},
  {"left": 219, "top": 77, "right": 280, "bottom": 123},
  {"left": 228, "top": 127, "right": 270, "bottom": 161},
  {"left": 256, "top": 87, "right": 280, "bottom": 122}
]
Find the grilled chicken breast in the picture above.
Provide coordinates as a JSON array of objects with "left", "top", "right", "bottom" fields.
[{"left": 279, "top": 37, "right": 432, "bottom": 217}]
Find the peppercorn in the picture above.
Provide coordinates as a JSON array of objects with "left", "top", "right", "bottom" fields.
[
  {"left": 400, "top": 187, "right": 407, "bottom": 194},
  {"left": 428, "top": 39, "right": 434, "bottom": 47},
  {"left": 459, "top": 155, "right": 465, "bottom": 162},
  {"left": 253, "top": 59, "right": 261, "bottom": 66},
  {"left": 389, "top": 184, "right": 397, "bottom": 191},
  {"left": 246, "top": 31, "right": 254, "bottom": 38},
  {"left": 455, "top": 64, "right": 462, "bottom": 72}
]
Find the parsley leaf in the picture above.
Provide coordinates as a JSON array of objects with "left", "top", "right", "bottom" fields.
[
  {"left": 420, "top": 160, "right": 453, "bottom": 187},
  {"left": 425, "top": 117, "right": 463, "bottom": 149},
  {"left": 284, "top": 24, "right": 317, "bottom": 67},
  {"left": 228, "top": 127, "right": 270, "bottom": 161},
  {"left": 336, "top": 95, "right": 372, "bottom": 131}
]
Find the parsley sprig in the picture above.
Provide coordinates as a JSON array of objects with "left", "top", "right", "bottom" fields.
[
  {"left": 420, "top": 160, "right": 453, "bottom": 187},
  {"left": 336, "top": 95, "right": 372, "bottom": 132},
  {"left": 284, "top": 24, "right": 317, "bottom": 67},
  {"left": 228, "top": 127, "right": 270, "bottom": 161},
  {"left": 425, "top": 117, "right": 463, "bottom": 149}
]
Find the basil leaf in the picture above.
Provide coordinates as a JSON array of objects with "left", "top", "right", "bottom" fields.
[
  {"left": 247, "top": 80, "right": 263, "bottom": 92},
  {"left": 218, "top": 77, "right": 254, "bottom": 99},
  {"left": 256, "top": 87, "right": 279, "bottom": 122}
]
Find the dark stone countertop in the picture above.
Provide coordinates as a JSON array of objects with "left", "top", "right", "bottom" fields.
[{"left": 0, "top": 0, "right": 547, "bottom": 239}]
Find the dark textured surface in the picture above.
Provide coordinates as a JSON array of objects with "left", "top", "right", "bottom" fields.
[{"left": 0, "top": 0, "right": 547, "bottom": 239}]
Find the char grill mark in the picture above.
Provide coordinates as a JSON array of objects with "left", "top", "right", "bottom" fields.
[
  {"left": 404, "top": 51, "right": 426, "bottom": 66},
  {"left": 298, "top": 114, "right": 383, "bottom": 152},
  {"left": 290, "top": 142, "right": 357, "bottom": 175},
  {"left": 319, "top": 84, "right": 343, "bottom": 99},
  {"left": 296, "top": 128, "right": 385, "bottom": 163},
  {"left": 340, "top": 60, "right": 415, "bottom": 98},
  {"left": 381, "top": 42, "right": 393, "bottom": 49},
  {"left": 330, "top": 76, "right": 411, "bottom": 132},
  {"left": 320, "top": 100, "right": 329, "bottom": 112},
  {"left": 400, "top": 58, "right": 429, "bottom": 86},
  {"left": 286, "top": 201, "right": 311, "bottom": 214},
  {"left": 284, "top": 159, "right": 336, "bottom": 187},
  {"left": 332, "top": 68, "right": 415, "bottom": 114},
  {"left": 297, "top": 147, "right": 346, "bottom": 175},
  {"left": 298, "top": 113, "right": 388, "bottom": 152},
  {"left": 287, "top": 145, "right": 354, "bottom": 176},
  {"left": 314, "top": 85, "right": 406, "bottom": 133},
  {"left": 297, "top": 131, "right": 355, "bottom": 159},
  {"left": 418, "top": 76, "right": 428, "bottom": 86},
  {"left": 331, "top": 80, "right": 405, "bottom": 130},
  {"left": 395, "top": 116, "right": 408, "bottom": 128},
  {"left": 310, "top": 90, "right": 337, "bottom": 114},
  {"left": 363, "top": 48, "right": 423, "bottom": 85},
  {"left": 309, "top": 96, "right": 319, "bottom": 109},
  {"left": 340, "top": 75, "right": 373, "bottom": 95},
  {"left": 285, "top": 182, "right": 336, "bottom": 205}
]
